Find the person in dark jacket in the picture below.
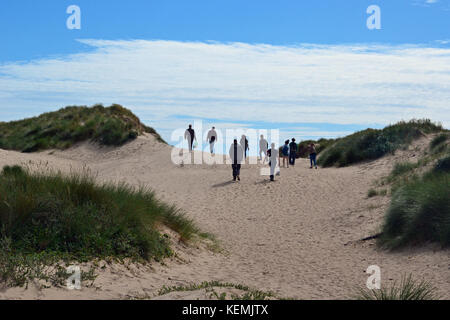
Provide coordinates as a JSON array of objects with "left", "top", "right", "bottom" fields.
[
  {"left": 229, "top": 139, "right": 244, "bottom": 181},
  {"left": 289, "top": 138, "right": 297, "bottom": 166},
  {"left": 240, "top": 135, "right": 249, "bottom": 159},
  {"left": 281, "top": 140, "right": 290, "bottom": 168},
  {"left": 184, "top": 124, "right": 196, "bottom": 152}
]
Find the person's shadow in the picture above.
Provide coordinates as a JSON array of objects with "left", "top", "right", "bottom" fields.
[{"left": 212, "top": 180, "right": 235, "bottom": 188}]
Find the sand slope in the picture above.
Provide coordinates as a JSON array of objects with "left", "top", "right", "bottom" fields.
[{"left": 0, "top": 134, "right": 449, "bottom": 300}]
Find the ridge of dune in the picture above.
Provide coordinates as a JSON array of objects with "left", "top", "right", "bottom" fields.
[{"left": 0, "top": 133, "right": 449, "bottom": 300}]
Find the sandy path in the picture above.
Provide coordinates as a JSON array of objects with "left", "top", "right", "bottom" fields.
[{"left": 1, "top": 134, "right": 449, "bottom": 299}]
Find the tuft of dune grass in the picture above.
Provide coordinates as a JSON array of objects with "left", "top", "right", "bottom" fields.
[
  {"left": 355, "top": 274, "right": 440, "bottom": 300},
  {"left": 430, "top": 133, "right": 449, "bottom": 150},
  {"left": 378, "top": 167, "right": 450, "bottom": 249},
  {"left": 0, "top": 165, "right": 200, "bottom": 287}
]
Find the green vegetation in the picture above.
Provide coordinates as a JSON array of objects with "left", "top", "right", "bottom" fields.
[
  {"left": 0, "top": 165, "right": 200, "bottom": 287},
  {"left": 278, "top": 138, "right": 335, "bottom": 159},
  {"left": 375, "top": 132, "right": 450, "bottom": 250},
  {"left": 390, "top": 161, "right": 418, "bottom": 178},
  {"left": 430, "top": 133, "right": 449, "bottom": 150},
  {"left": 0, "top": 104, "right": 165, "bottom": 153},
  {"left": 367, "top": 188, "right": 387, "bottom": 198},
  {"left": 356, "top": 274, "right": 440, "bottom": 300},
  {"left": 318, "top": 119, "right": 443, "bottom": 167},
  {"left": 383, "top": 133, "right": 449, "bottom": 186},
  {"left": 155, "top": 281, "right": 279, "bottom": 300},
  {"left": 429, "top": 133, "right": 449, "bottom": 155},
  {"left": 295, "top": 138, "right": 335, "bottom": 158},
  {"left": 367, "top": 189, "right": 378, "bottom": 198},
  {"left": 434, "top": 154, "right": 450, "bottom": 173},
  {"left": 378, "top": 168, "right": 450, "bottom": 249}
]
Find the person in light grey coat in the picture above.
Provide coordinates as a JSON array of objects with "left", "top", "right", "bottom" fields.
[
  {"left": 207, "top": 127, "right": 218, "bottom": 154},
  {"left": 259, "top": 134, "right": 269, "bottom": 163}
]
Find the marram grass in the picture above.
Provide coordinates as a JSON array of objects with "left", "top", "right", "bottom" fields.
[
  {"left": 355, "top": 274, "right": 440, "bottom": 300},
  {"left": 0, "top": 165, "right": 200, "bottom": 287}
]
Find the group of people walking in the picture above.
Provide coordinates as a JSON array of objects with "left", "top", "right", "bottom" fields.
[
  {"left": 229, "top": 136, "right": 280, "bottom": 181},
  {"left": 279, "top": 139, "right": 317, "bottom": 169},
  {"left": 184, "top": 124, "right": 318, "bottom": 183},
  {"left": 280, "top": 138, "right": 298, "bottom": 168}
]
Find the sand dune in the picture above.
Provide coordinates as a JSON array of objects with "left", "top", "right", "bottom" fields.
[{"left": 0, "top": 133, "right": 449, "bottom": 300}]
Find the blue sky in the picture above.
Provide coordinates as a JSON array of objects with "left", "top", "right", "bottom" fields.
[
  {"left": 1, "top": 0, "right": 449, "bottom": 148},
  {"left": 1, "top": 0, "right": 450, "bottom": 61}
]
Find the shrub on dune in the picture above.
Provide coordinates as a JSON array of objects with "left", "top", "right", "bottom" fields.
[
  {"left": 0, "top": 165, "right": 200, "bottom": 286},
  {"left": 318, "top": 119, "right": 443, "bottom": 167},
  {"left": 378, "top": 168, "right": 450, "bottom": 249},
  {"left": 0, "top": 104, "right": 166, "bottom": 153},
  {"left": 434, "top": 155, "right": 450, "bottom": 173},
  {"left": 390, "top": 161, "right": 418, "bottom": 178},
  {"left": 430, "top": 133, "right": 449, "bottom": 150}
]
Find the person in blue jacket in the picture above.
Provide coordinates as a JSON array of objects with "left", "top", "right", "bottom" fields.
[{"left": 281, "top": 140, "right": 290, "bottom": 168}]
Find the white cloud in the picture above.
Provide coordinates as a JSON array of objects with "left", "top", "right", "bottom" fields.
[
  {"left": 412, "top": 0, "right": 444, "bottom": 7},
  {"left": 0, "top": 39, "right": 449, "bottom": 141}
]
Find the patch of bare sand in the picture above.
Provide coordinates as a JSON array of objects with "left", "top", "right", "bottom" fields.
[{"left": 0, "top": 133, "right": 448, "bottom": 300}]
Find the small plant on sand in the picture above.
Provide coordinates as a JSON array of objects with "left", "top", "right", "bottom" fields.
[
  {"left": 356, "top": 274, "right": 440, "bottom": 300},
  {"left": 367, "top": 189, "right": 378, "bottom": 198},
  {"left": 390, "top": 161, "right": 417, "bottom": 178},
  {"left": 156, "top": 281, "right": 279, "bottom": 300},
  {"left": 367, "top": 188, "right": 387, "bottom": 198}
]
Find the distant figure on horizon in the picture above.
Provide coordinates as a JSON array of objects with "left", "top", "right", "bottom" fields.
[
  {"left": 240, "top": 135, "right": 249, "bottom": 159},
  {"left": 289, "top": 138, "right": 297, "bottom": 166},
  {"left": 309, "top": 143, "right": 318, "bottom": 169},
  {"left": 207, "top": 126, "right": 217, "bottom": 154},
  {"left": 267, "top": 143, "right": 279, "bottom": 181},
  {"left": 259, "top": 135, "right": 268, "bottom": 163},
  {"left": 229, "top": 139, "right": 244, "bottom": 181},
  {"left": 281, "top": 140, "right": 290, "bottom": 168},
  {"left": 184, "top": 124, "right": 197, "bottom": 152}
]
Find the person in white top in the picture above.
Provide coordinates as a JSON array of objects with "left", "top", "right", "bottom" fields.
[
  {"left": 259, "top": 134, "right": 268, "bottom": 164},
  {"left": 268, "top": 143, "right": 279, "bottom": 181},
  {"left": 206, "top": 127, "right": 218, "bottom": 154}
]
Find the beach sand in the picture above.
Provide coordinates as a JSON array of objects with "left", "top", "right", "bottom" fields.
[{"left": 0, "top": 134, "right": 449, "bottom": 300}]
